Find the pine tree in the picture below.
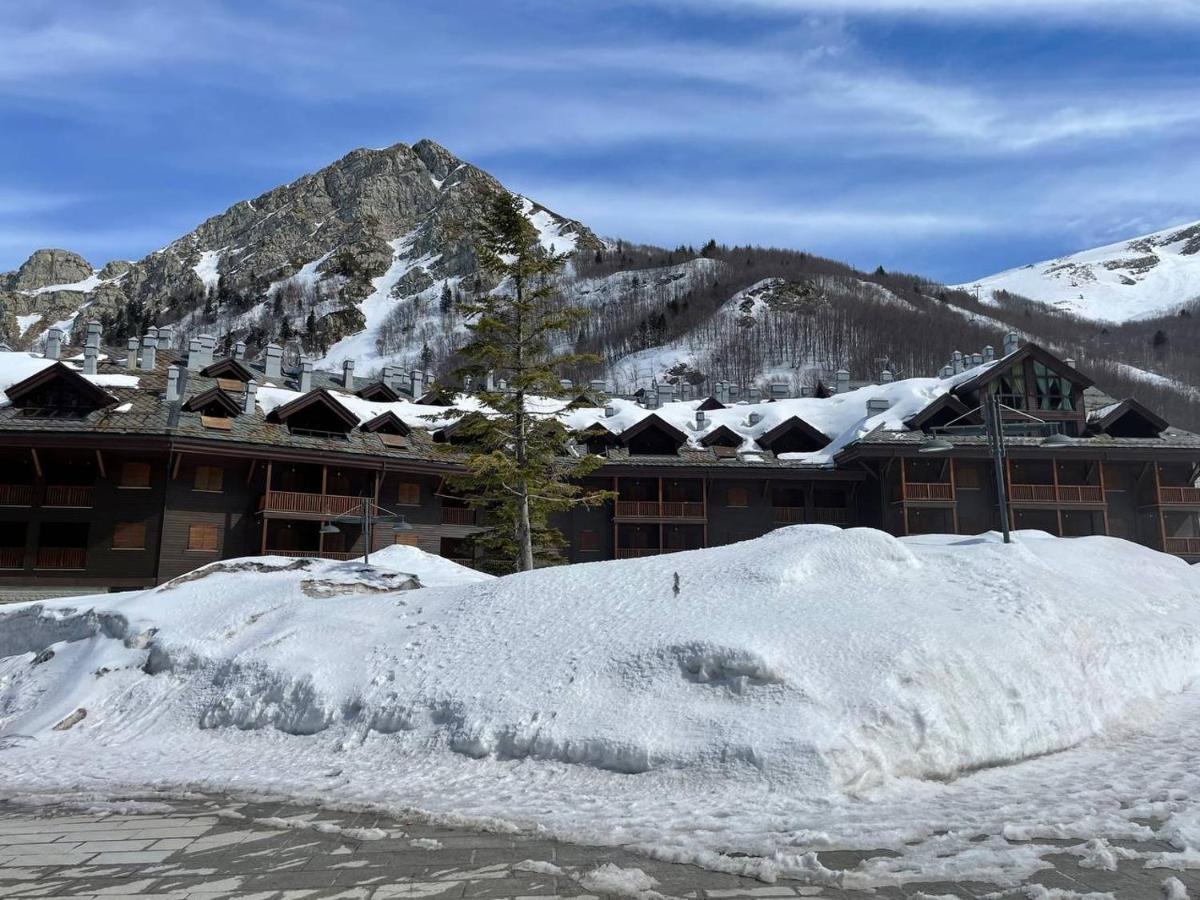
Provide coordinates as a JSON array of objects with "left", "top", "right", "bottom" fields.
[
  {"left": 450, "top": 192, "right": 609, "bottom": 572},
  {"left": 439, "top": 283, "right": 453, "bottom": 314}
]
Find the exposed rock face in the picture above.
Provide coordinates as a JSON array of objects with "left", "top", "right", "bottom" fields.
[{"left": 0, "top": 139, "right": 602, "bottom": 359}]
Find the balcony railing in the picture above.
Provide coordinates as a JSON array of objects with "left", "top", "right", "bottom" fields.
[
  {"left": 615, "top": 547, "right": 662, "bottom": 559},
  {"left": 34, "top": 547, "right": 87, "bottom": 569},
  {"left": 1159, "top": 487, "right": 1200, "bottom": 506},
  {"left": 614, "top": 501, "right": 706, "bottom": 519},
  {"left": 441, "top": 507, "right": 478, "bottom": 525},
  {"left": 260, "top": 491, "right": 365, "bottom": 518},
  {"left": 265, "top": 549, "right": 362, "bottom": 561},
  {"left": 903, "top": 482, "right": 955, "bottom": 502},
  {"left": 0, "top": 547, "right": 23, "bottom": 569},
  {"left": 44, "top": 485, "right": 94, "bottom": 508},
  {"left": 811, "top": 507, "right": 851, "bottom": 525},
  {"left": 1009, "top": 484, "right": 1103, "bottom": 504},
  {"left": 773, "top": 506, "right": 805, "bottom": 524},
  {"left": 0, "top": 485, "right": 34, "bottom": 507},
  {"left": 1165, "top": 537, "right": 1200, "bottom": 556}
]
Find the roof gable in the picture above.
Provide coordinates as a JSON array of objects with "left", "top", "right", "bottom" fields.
[
  {"left": 904, "top": 394, "right": 974, "bottom": 432},
  {"left": 953, "top": 343, "right": 1095, "bottom": 395},
  {"left": 698, "top": 424, "right": 743, "bottom": 448},
  {"left": 200, "top": 357, "right": 255, "bottom": 382},
  {"left": 618, "top": 414, "right": 688, "bottom": 453},
  {"left": 1090, "top": 398, "right": 1169, "bottom": 438},
  {"left": 267, "top": 389, "right": 359, "bottom": 431},
  {"left": 756, "top": 415, "right": 830, "bottom": 453},
  {"left": 697, "top": 396, "right": 726, "bottom": 411},
  {"left": 182, "top": 387, "right": 241, "bottom": 417},
  {"left": 4, "top": 361, "right": 116, "bottom": 411},
  {"left": 356, "top": 380, "right": 401, "bottom": 402},
  {"left": 361, "top": 410, "right": 411, "bottom": 436}
]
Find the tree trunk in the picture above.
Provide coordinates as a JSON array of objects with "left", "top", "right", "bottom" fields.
[{"left": 516, "top": 480, "right": 533, "bottom": 572}]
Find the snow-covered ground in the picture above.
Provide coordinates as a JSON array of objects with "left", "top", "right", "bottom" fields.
[
  {"left": 3, "top": 530, "right": 1200, "bottom": 889},
  {"left": 958, "top": 218, "right": 1200, "bottom": 322}
]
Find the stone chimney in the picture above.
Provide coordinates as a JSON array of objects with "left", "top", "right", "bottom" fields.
[
  {"left": 971, "top": 352, "right": 983, "bottom": 367},
  {"left": 940, "top": 365, "right": 954, "bottom": 378},
  {"left": 769, "top": 382, "right": 788, "bottom": 400},
  {"left": 867, "top": 397, "right": 890, "bottom": 416},
  {"left": 156, "top": 325, "right": 173, "bottom": 351},
  {"left": 410, "top": 370, "right": 423, "bottom": 397},
  {"left": 125, "top": 337, "right": 139, "bottom": 369},
  {"left": 264, "top": 343, "right": 283, "bottom": 379},
  {"left": 165, "top": 366, "right": 181, "bottom": 402},
  {"left": 139, "top": 333, "right": 157, "bottom": 371},
  {"left": 199, "top": 334, "right": 216, "bottom": 367},
  {"left": 589, "top": 379, "right": 607, "bottom": 396},
  {"left": 382, "top": 365, "right": 398, "bottom": 390},
  {"left": 952, "top": 350, "right": 964, "bottom": 375},
  {"left": 45, "top": 327, "right": 62, "bottom": 360},
  {"left": 83, "top": 344, "right": 98, "bottom": 375},
  {"left": 187, "top": 338, "right": 203, "bottom": 372},
  {"left": 657, "top": 384, "right": 673, "bottom": 407},
  {"left": 1065, "top": 358, "right": 1076, "bottom": 368},
  {"left": 983, "top": 345, "right": 995, "bottom": 363},
  {"left": 1003, "top": 332, "right": 1020, "bottom": 356},
  {"left": 747, "top": 386, "right": 762, "bottom": 403},
  {"left": 299, "top": 358, "right": 313, "bottom": 393},
  {"left": 243, "top": 381, "right": 258, "bottom": 414},
  {"left": 233, "top": 341, "right": 246, "bottom": 361},
  {"left": 85, "top": 320, "right": 102, "bottom": 351},
  {"left": 835, "top": 369, "right": 850, "bottom": 395},
  {"left": 881, "top": 370, "right": 894, "bottom": 383},
  {"left": 560, "top": 378, "right": 573, "bottom": 392},
  {"left": 342, "top": 359, "right": 355, "bottom": 390}
]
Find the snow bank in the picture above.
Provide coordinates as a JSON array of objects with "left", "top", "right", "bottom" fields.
[{"left": 3, "top": 529, "right": 1200, "bottom": 886}]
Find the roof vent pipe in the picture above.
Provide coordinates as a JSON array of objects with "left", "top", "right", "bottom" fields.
[
  {"left": 264, "top": 343, "right": 283, "bottom": 379},
  {"left": 45, "top": 328, "right": 62, "bottom": 360},
  {"left": 125, "top": 337, "right": 139, "bottom": 369},
  {"left": 187, "top": 338, "right": 203, "bottom": 371},
  {"left": 83, "top": 344, "right": 98, "bottom": 375},
  {"left": 695, "top": 410, "right": 706, "bottom": 427},
  {"left": 156, "top": 326, "right": 173, "bottom": 351},
  {"left": 165, "top": 366, "right": 181, "bottom": 403},
  {"left": 243, "top": 381, "right": 258, "bottom": 414},
  {"left": 342, "top": 359, "right": 355, "bottom": 390},
  {"left": 299, "top": 358, "right": 313, "bottom": 393},
  {"left": 139, "top": 334, "right": 157, "bottom": 371},
  {"left": 747, "top": 412, "right": 762, "bottom": 426},
  {"left": 605, "top": 405, "right": 615, "bottom": 417}
]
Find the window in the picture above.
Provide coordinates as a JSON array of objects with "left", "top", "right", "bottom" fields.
[
  {"left": 992, "top": 368, "right": 1026, "bottom": 409},
  {"left": 726, "top": 486, "right": 748, "bottom": 507},
  {"left": 187, "top": 523, "right": 219, "bottom": 552},
  {"left": 193, "top": 465, "right": 224, "bottom": 493},
  {"left": 1033, "top": 361, "right": 1074, "bottom": 411},
  {"left": 580, "top": 529, "right": 601, "bottom": 552},
  {"left": 393, "top": 532, "right": 419, "bottom": 547},
  {"left": 112, "top": 522, "right": 146, "bottom": 550},
  {"left": 119, "top": 461, "right": 151, "bottom": 488},
  {"left": 397, "top": 482, "right": 420, "bottom": 505}
]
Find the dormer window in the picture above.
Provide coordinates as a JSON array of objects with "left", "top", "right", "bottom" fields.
[
  {"left": 267, "top": 390, "right": 358, "bottom": 439},
  {"left": 5, "top": 362, "right": 116, "bottom": 419},
  {"left": 183, "top": 388, "right": 241, "bottom": 419},
  {"left": 1033, "top": 361, "right": 1073, "bottom": 411},
  {"left": 756, "top": 416, "right": 830, "bottom": 454},
  {"left": 200, "top": 358, "right": 255, "bottom": 383},
  {"left": 619, "top": 415, "right": 688, "bottom": 456}
]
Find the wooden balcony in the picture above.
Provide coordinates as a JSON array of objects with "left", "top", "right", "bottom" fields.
[
  {"left": 902, "top": 482, "right": 955, "bottom": 503},
  {"left": 615, "top": 547, "right": 662, "bottom": 559},
  {"left": 0, "top": 485, "right": 34, "bottom": 507},
  {"left": 44, "top": 485, "right": 94, "bottom": 508},
  {"left": 1009, "top": 484, "right": 1104, "bottom": 505},
  {"left": 1158, "top": 487, "right": 1200, "bottom": 506},
  {"left": 773, "top": 506, "right": 805, "bottom": 524},
  {"left": 614, "top": 500, "right": 706, "bottom": 520},
  {"left": 811, "top": 507, "right": 851, "bottom": 525},
  {"left": 441, "top": 507, "right": 478, "bottom": 526},
  {"left": 260, "top": 490, "right": 366, "bottom": 519},
  {"left": 34, "top": 547, "right": 87, "bottom": 569},
  {"left": 1165, "top": 537, "right": 1200, "bottom": 557},
  {"left": 0, "top": 547, "right": 23, "bottom": 569},
  {"left": 265, "top": 549, "right": 362, "bottom": 561}
]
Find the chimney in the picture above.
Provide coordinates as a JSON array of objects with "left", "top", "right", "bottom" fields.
[
  {"left": 342, "top": 359, "right": 356, "bottom": 390},
  {"left": 604, "top": 405, "right": 615, "bottom": 417},
  {"left": 233, "top": 341, "right": 246, "bottom": 361},
  {"left": 425, "top": 371, "right": 436, "bottom": 390},
  {"left": 1065, "top": 358, "right": 1076, "bottom": 368},
  {"left": 881, "top": 370, "right": 894, "bottom": 383},
  {"left": 681, "top": 383, "right": 693, "bottom": 400},
  {"left": 45, "top": 327, "right": 62, "bottom": 360},
  {"left": 769, "top": 382, "right": 788, "bottom": 400},
  {"left": 156, "top": 325, "right": 173, "bottom": 351},
  {"left": 971, "top": 352, "right": 983, "bottom": 367},
  {"left": 657, "top": 385, "right": 673, "bottom": 407},
  {"left": 695, "top": 410, "right": 706, "bottom": 428},
  {"left": 560, "top": 378, "right": 573, "bottom": 391},
  {"left": 397, "top": 372, "right": 411, "bottom": 395},
  {"left": 952, "top": 351, "right": 964, "bottom": 375},
  {"left": 801, "top": 386, "right": 812, "bottom": 397},
  {"left": 940, "top": 365, "right": 954, "bottom": 379},
  {"left": 83, "top": 344, "right": 98, "bottom": 375},
  {"left": 747, "top": 386, "right": 762, "bottom": 403},
  {"left": 589, "top": 379, "right": 607, "bottom": 396},
  {"left": 187, "top": 338, "right": 203, "bottom": 372},
  {"left": 299, "top": 358, "right": 313, "bottom": 393},
  {"left": 983, "top": 345, "right": 995, "bottom": 363},
  {"left": 1003, "top": 332, "right": 1020, "bottom": 356},
  {"left": 410, "top": 370, "right": 423, "bottom": 397},
  {"left": 125, "top": 337, "right": 139, "bottom": 369},
  {"left": 165, "top": 366, "right": 181, "bottom": 402},
  {"left": 243, "top": 381, "right": 258, "bottom": 414},
  {"left": 728, "top": 384, "right": 740, "bottom": 402},
  {"left": 497, "top": 378, "right": 507, "bottom": 392},
  {"left": 485, "top": 370, "right": 495, "bottom": 392},
  {"left": 867, "top": 397, "right": 890, "bottom": 416},
  {"left": 199, "top": 334, "right": 216, "bottom": 367},
  {"left": 264, "top": 343, "right": 283, "bottom": 379},
  {"left": 139, "top": 333, "right": 157, "bottom": 371},
  {"left": 644, "top": 391, "right": 658, "bottom": 410},
  {"left": 747, "top": 412, "right": 762, "bottom": 426},
  {"left": 835, "top": 369, "right": 850, "bottom": 395},
  {"left": 85, "top": 320, "right": 102, "bottom": 350}
]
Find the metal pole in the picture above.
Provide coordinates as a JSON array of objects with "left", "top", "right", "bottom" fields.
[
  {"left": 363, "top": 496, "right": 371, "bottom": 565},
  {"left": 986, "top": 393, "right": 1011, "bottom": 544}
]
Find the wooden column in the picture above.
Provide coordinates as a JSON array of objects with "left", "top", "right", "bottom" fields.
[
  {"left": 260, "top": 461, "right": 272, "bottom": 555},
  {"left": 612, "top": 476, "right": 618, "bottom": 560},
  {"left": 1005, "top": 457, "right": 1016, "bottom": 533},
  {"left": 900, "top": 457, "right": 910, "bottom": 536},
  {"left": 658, "top": 477, "right": 664, "bottom": 553},
  {"left": 318, "top": 465, "right": 328, "bottom": 556},
  {"left": 1098, "top": 461, "right": 1109, "bottom": 536},
  {"left": 949, "top": 457, "right": 959, "bottom": 535},
  {"left": 1155, "top": 462, "right": 1168, "bottom": 551},
  {"left": 1051, "top": 458, "right": 1063, "bottom": 537},
  {"left": 702, "top": 477, "right": 708, "bottom": 548}
]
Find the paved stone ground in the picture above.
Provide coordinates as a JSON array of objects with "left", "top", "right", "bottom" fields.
[{"left": 0, "top": 795, "right": 1190, "bottom": 899}]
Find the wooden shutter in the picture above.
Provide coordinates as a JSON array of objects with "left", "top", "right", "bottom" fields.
[
  {"left": 397, "top": 482, "right": 421, "bottom": 505},
  {"left": 112, "top": 522, "right": 146, "bottom": 549},
  {"left": 119, "top": 461, "right": 151, "bottom": 488},
  {"left": 580, "top": 529, "right": 601, "bottom": 552},
  {"left": 393, "top": 532, "right": 419, "bottom": 547},
  {"left": 193, "top": 465, "right": 225, "bottom": 492},
  {"left": 726, "top": 486, "right": 748, "bottom": 507},
  {"left": 187, "top": 523, "right": 220, "bottom": 552}
]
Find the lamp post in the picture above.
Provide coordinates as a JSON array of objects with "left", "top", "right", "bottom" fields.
[{"left": 319, "top": 497, "right": 414, "bottom": 564}]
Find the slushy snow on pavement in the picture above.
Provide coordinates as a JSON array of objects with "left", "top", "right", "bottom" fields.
[{"left": 3, "top": 527, "right": 1200, "bottom": 890}]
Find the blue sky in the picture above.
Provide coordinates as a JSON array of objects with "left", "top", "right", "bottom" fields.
[{"left": 3, "top": 0, "right": 1199, "bottom": 283}]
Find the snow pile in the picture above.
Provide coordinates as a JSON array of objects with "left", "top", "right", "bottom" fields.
[{"left": 3, "top": 529, "right": 1200, "bottom": 885}]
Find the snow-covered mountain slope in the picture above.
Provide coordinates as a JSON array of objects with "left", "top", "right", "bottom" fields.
[{"left": 959, "top": 219, "right": 1200, "bottom": 322}]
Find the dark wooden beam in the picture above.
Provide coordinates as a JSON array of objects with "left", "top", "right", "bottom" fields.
[
  {"left": 29, "top": 448, "right": 41, "bottom": 478},
  {"left": 94, "top": 449, "right": 106, "bottom": 479}
]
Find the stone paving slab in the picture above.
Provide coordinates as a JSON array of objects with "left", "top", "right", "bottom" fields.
[{"left": 0, "top": 795, "right": 1185, "bottom": 899}]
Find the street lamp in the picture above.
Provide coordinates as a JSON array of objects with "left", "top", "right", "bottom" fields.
[{"left": 319, "top": 497, "right": 414, "bottom": 564}]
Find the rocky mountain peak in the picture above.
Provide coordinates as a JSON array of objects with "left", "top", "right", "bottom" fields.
[{"left": 6, "top": 249, "right": 94, "bottom": 292}]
